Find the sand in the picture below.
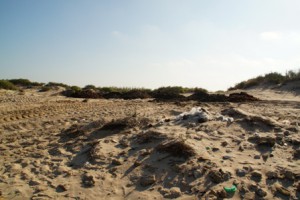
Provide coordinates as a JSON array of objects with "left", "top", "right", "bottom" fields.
[{"left": 0, "top": 89, "right": 299, "bottom": 199}]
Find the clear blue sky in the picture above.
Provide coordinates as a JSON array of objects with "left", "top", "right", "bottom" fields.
[{"left": 1, "top": 0, "right": 299, "bottom": 90}]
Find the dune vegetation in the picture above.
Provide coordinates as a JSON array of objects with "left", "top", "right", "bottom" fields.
[
  {"left": 229, "top": 69, "right": 300, "bottom": 90},
  {"left": 1, "top": 69, "right": 299, "bottom": 101}
]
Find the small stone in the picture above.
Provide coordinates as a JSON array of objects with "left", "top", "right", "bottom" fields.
[
  {"left": 251, "top": 171, "right": 262, "bottom": 182},
  {"left": 217, "top": 131, "right": 225, "bottom": 135},
  {"left": 29, "top": 180, "right": 41, "bottom": 186},
  {"left": 56, "top": 184, "right": 67, "bottom": 192},
  {"left": 198, "top": 117, "right": 208, "bottom": 123},
  {"left": 287, "top": 126, "right": 299, "bottom": 133},
  {"left": 254, "top": 155, "right": 260, "bottom": 159},
  {"left": 111, "top": 159, "right": 122, "bottom": 166},
  {"left": 256, "top": 187, "right": 267, "bottom": 197},
  {"left": 221, "top": 141, "right": 228, "bottom": 147},
  {"left": 273, "top": 127, "right": 282, "bottom": 132},
  {"left": 223, "top": 155, "right": 231, "bottom": 160},
  {"left": 227, "top": 117, "right": 234, "bottom": 123},
  {"left": 248, "top": 183, "right": 258, "bottom": 192},
  {"left": 248, "top": 135, "right": 276, "bottom": 147},
  {"left": 134, "top": 160, "right": 141, "bottom": 167},
  {"left": 35, "top": 185, "right": 47, "bottom": 192},
  {"left": 266, "top": 171, "right": 278, "bottom": 179},
  {"left": 223, "top": 172, "right": 231, "bottom": 181},
  {"left": 209, "top": 170, "right": 223, "bottom": 183},
  {"left": 212, "top": 147, "right": 219, "bottom": 152},
  {"left": 236, "top": 169, "right": 246, "bottom": 177},
  {"left": 282, "top": 120, "right": 291, "bottom": 125},
  {"left": 82, "top": 174, "right": 95, "bottom": 187},
  {"left": 209, "top": 169, "right": 231, "bottom": 183},
  {"left": 140, "top": 175, "right": 156, "bottom": 187},
  {"left": 164, "top": 187, "right": 182, "bottom": 198},
  {"left": 216, "top": 115, "right": 225, "bottom": 121},
  {"left": 243, "top": 166, "right": 251, "bottom": 171},
  {"left": 261, "top": 153, "right": 269, "bottom": 161},
  {"left": 218, "top": 189, "right": 228, "bottom": 198},
  {"left": 193, "top": 169, "right": 203, "bottom": 178},
  {"left": 120, "top": 139, "right": 129, "bottom": 147},
  {"left": 283, "top": 170, "right": 294, "bottom": 180},
  {"left": 119, "top": 151, "right": 126, "bottom": 156},
  {"left": 111, "top": 139, "right": 117, "bottom": 143},
  {"left": 104, "top": 139, "right": 110, "bottom": 143},
  {"left": 140, "top": 149, "right": 151, "bottom": 156},
  {"left": 284, "top": 130, "right": 290, "bottom": 136},
  {"left": 233, "top": 180, "right": 239, "bottom": 186},
  {"left": 291, "top": 121, "right": 298, "bottom": 126},
  {"left": 109, "top": 167, "right": 117, "bottom": 174},
  {"left": 239, "top": 183, "right": 249, "bottom": 197},
  {"left": 164, "top": 118, "right": 171, "bottom": 122},
  {"left": 238, "top": 145, "right": 244, "bottom": 151},
  {"left": 294, "top": 149, "right": 300, "bottom": 159}
]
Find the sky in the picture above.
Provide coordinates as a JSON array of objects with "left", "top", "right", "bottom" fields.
[{"left": 0, "top": 0, "right": 300, "bottom": 91}]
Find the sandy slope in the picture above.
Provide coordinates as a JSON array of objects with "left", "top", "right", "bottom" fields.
[{"left": 0, "top": 89, "right": 299, "bottom": 200}]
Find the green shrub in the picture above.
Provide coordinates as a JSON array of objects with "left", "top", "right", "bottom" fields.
[
  {"left": 46, "top": 82, "right": 69, "bottom": 88},
  {"left": 122, "top": 89, "right": 152, "bottom": 99},
  {"left": 193, "top": 87, "right": 208, "bottom": 94},
  {"left": 9, "top": 79, "right": 32, "bottom": 86},
  {"left": 98, "top": 87, "right": 145, "bottom": 94},
  {"left": 152, "top": 86, "right": 182, "bottom": 95},
  {"left": 70, "top": 86, "right": 81, "bottom": 92},
  {"left": 31, "top": 82, "right": 44, "bottom": 86},
  {"left": 0, "top": 80, "right": 18, "bottom": 90},
  {"left": 83, "top": 85, "right": 97, "bottom": 90},
  {"left": 152, "top": 86, "right": 185, "bottom": 100},
  {"left": 8, "top": 79, "right": 44, "bottom": 87},
  {"left": 39, "top": 86, "right": 52, "bottom": 92},
  {"left": 264, "top": 72, "right": 285, "bottom": 84},
  {"left": 230, "top": 70, "right": 300, "bottom": 90},
  {"left": 285, "top": 70, "right": 300, "bottom": 81}
]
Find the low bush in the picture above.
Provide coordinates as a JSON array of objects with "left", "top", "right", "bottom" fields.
[
  {"left": 285, "top": 69, "right": 300, "bottom": 81},
  {"left": 68, "top": 89, "right": 102, "bottom": 99},
  {"left": 98, "top": 87, "right": 134, "bottom": 94},
  {"left": 70, "top": 86, "right": 82, "bottom": 92},
  {"left": 45, "top": 82, "right": 69, "bottom": 88},
  {"left": 39, "top": 86, "right": 52, "bottom": 92},
  {"left": 151, "top": 86, "right": 185, "bottom": 100},
  {"left": 0, "top": 80, "right": 18, "bottom": 90},
  {"left": 122, "top": 89, "right": 152, "bottom": 99},
  {"left": 9, "top": 79, "right": 44, "bottom": 87},
  {"left": 9, "top": 79, "right": 32, "bottom": 86},
  {"left": 230, "top": 69, "right": 300, "bottom": 90},
  {"left": 83, "top": 85, "right": 97, "bottom": 90}
]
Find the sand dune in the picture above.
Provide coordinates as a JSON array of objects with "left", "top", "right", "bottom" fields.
[{"left": 0, "top": 89, "right": 299, "bottom": 199}]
